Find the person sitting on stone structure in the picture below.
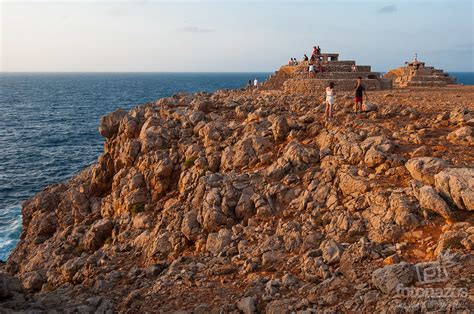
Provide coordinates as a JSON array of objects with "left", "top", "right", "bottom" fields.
[
  {"left": 351, "top": 64, "right": 357, "bottom": 72},
  {"left": 303, "top": 54, "right": 309, "bottom": 61},
  {"left": 308, "top": 63, "right": 316, "bottom": 78},
  {"left": 315, "top": 59, "right": 323, "bottom": 74}
]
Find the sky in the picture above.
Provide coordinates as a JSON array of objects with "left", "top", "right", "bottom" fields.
[{"left": 0, "top": 0, "right": 473, "bottom": 72}]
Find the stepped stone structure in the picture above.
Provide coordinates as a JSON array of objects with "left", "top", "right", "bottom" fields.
[
  {"left": 264, "top": 52, "right": 392, "bottom": 93},
  {"left": 384, "top": 58, "right": 457, "bottom": 88}
]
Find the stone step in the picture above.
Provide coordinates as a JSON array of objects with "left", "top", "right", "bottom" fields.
[
  {"left": 283, "top": 78, "right": 383, "bottom": 93},
  {"left": 322, "top": 60, "right": 356, "bottom": 66},
  {"left": 410, "top": 75, "right": 454, "bottom": 82},
  {"left": 322, "top": 65, "right": 371, "bottom": 72},
  {"left": 293, "top": 72, "right": 380, "bottom": 80},
  {"left": 406, "top": 81, "right": 448, "bottom": 87}
]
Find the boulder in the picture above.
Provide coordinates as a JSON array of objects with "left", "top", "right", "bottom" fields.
[
  {"left": 320, "top": 238, "right": 344, "bottom": 264},
  {"left": 0, "top": 272, "right": 22, "bottom": 299},
  {"left": 446, "top": 126, "right": 473, "bottom": 145},
  {"left": 237, "top": 296, "right": 257, "bottom": 314},
  {"left": 181, "top": 211, "right": 201, "bottom": 241},
  {"left": 262, "top": 251, "right": 283, "bottom": 267},
  {"left": 364, "top": 146, "right": 386, "bottom": 168},
  {"left": 206, "top": 228, "right": 232, "bottom": 255},
  {"left": 339, "top": 172, "right": 369, "bottom": 197},
  {"left": 405, "top": 157, "right": 448, "bottom": 185},
  {"left": 372, "top": 262, "right": 416, "bottom": 294},
  {"left": 83, "top": 219, "right": 114, "bottom": 251},
  {"left": 418, "top": 186, "right": 453, "bottom": 220},
  {"left": 272, "top": 116, "right": 290, "bottom": 141},
  {"left": 434, "top": 229, "right": 469, "bottom": 256},
  {"left": 21, "top": 271, "right": 45, "bottom": 292},
  {"left": 265, "top": 299, "right": 292, "bottom": 314},
  {"left": 99, "top": 108, "right": 127, "bottom": 138},
  {"left": 434, "top": 168, "right": 474, "bottom": 211},
  {"left": 362, "top": 101, "right": 378, "bottom": 112}
]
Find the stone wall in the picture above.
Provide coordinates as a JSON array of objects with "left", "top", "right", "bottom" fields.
[{"left": 283, "top": 78, "right": 383, "bottom": 94}]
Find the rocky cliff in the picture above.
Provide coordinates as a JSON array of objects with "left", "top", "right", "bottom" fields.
[{"left": 1, "top": 86, "right": 473, "bottom": 313}]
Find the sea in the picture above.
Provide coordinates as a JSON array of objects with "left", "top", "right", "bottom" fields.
[{"left": 0, "top": 71, "right": 472, "bottom": 261}]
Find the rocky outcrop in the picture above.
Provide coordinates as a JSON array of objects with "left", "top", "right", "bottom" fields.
[{"left": 2, "top": 83, "right": 473, "bottom": 312}]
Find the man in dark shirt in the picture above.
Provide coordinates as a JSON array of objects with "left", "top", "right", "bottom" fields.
[{"left": 354, "top": 76, "right": 368, "bottom": 114}]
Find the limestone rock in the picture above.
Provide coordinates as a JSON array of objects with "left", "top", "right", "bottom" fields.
[
  {"left": 320, "top": 238, "right": 344, "bottom": 264},
  {"left": 265, "top": 299, "right": 292, "bottom": 314},
  {"left": 0, "top": 273, "right": 22, "bottom": 299},
  {"left": 405, "top": 157, "right": 448, "bottom": 185},
  {"left": 206, "top": 228, "right": 232, "bottom": 255},
  {"left": 434, "top": 168, "right": 474, "bottom": 211},
  {"left": 362, "top": 101, "right": 378, "bottom": 112},
  {"left": 272, "top": 116, "right": 290, "bottom": 141},
  {"left": 20, "top": 271, "right": 45, "bottom": 292},
  {"left": 99, "top": 108, "right": 127, "bottom": 138},
  {"left": 418, "top": 186, "right": 453, "bottom": 220},
  {"left": 372, "top": 262, "right": 416, "bottom": 294},
  {"left": 447, "top": 126, "right": 473, "bottom": 145},
  {"left": 83, "top": 219, "right": 114, "bottom": 251},
  {"left": 339, "top": 172, "right": 369, "bottom": 197},
  {"left": 237, "top": 296, "right": 257, "bottom": 314}
]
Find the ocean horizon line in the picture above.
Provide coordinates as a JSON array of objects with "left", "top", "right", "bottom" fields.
[
  {"left": 0, "top": 71, "right": 273, "bottom": 74},
  {"left": 1, "top": 70, "right": 473, "bottom": 74}
]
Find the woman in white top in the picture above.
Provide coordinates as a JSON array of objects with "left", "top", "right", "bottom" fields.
[
  {"left": 308, "top": 64, "right": 315, "bottom": 78},
  {"left": 325, "top": 82, "right": 336, "bottom": 122}
]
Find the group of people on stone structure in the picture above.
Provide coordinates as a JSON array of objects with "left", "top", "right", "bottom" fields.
[
  {"left": 311, "top": 45, "right": 321, "bottom": 59},
  {"left": 324, "top": 76, "right": 369, "bottom": 122},
  {"left": 306, "top": 45, "right": 324, "bottom": 77},
  {"left": 288, "top": 58, "right": 299, "bottom": 66},
  {"left": 308, "top": 59, "right": 323, "bottom": 78}
]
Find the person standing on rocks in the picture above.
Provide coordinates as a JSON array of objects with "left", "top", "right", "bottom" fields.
[
  {"left": 253, "top": 77, "right": 259, "bottom": 89},
  {"left": 354, "top": 76, "right": 368, "bottom": 114},
  {"left": 325, "top": 82, "right": 336, "bottom": 122}
]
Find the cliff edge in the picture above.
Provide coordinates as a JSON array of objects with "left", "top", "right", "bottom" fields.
[{"left": 1, "top": 85, "right": 473, "bottom": 313}]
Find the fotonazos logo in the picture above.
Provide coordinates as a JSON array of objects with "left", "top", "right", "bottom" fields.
[
  {"left": 395, "top": 251, "right": 469, "bottom": 299},
  {"left": 414, "top": 250, "right": 455, "bottom": 284}
]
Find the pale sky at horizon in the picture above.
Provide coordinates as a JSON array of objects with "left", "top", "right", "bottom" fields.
[{"left": 1, "top": 0, "right": 473, "bottom": 72}]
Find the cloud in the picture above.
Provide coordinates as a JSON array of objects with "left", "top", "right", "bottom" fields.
[
  {"left": 178, "top": 26, "right": 214, "bottom": 34},
  {"left": 377, "top": 5, "right": 397, "bottom": 14}
]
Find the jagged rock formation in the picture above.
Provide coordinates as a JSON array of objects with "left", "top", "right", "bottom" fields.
[
  {"left": 264, "top": 53, "right": 392, "bottom": 93},
  {"left": 384, "top": 59, "right": 457, "bottom": 88},
  {"left": 1, "top": 81, "right": 473, "bottom": 312}
]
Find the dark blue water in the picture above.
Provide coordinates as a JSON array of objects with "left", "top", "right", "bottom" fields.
[
  {"left": 449, "top": 72, "right": 474, "bottom": 85},
  {"left": 0, "top": 72, "right": 270, "bottom": 260}
]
